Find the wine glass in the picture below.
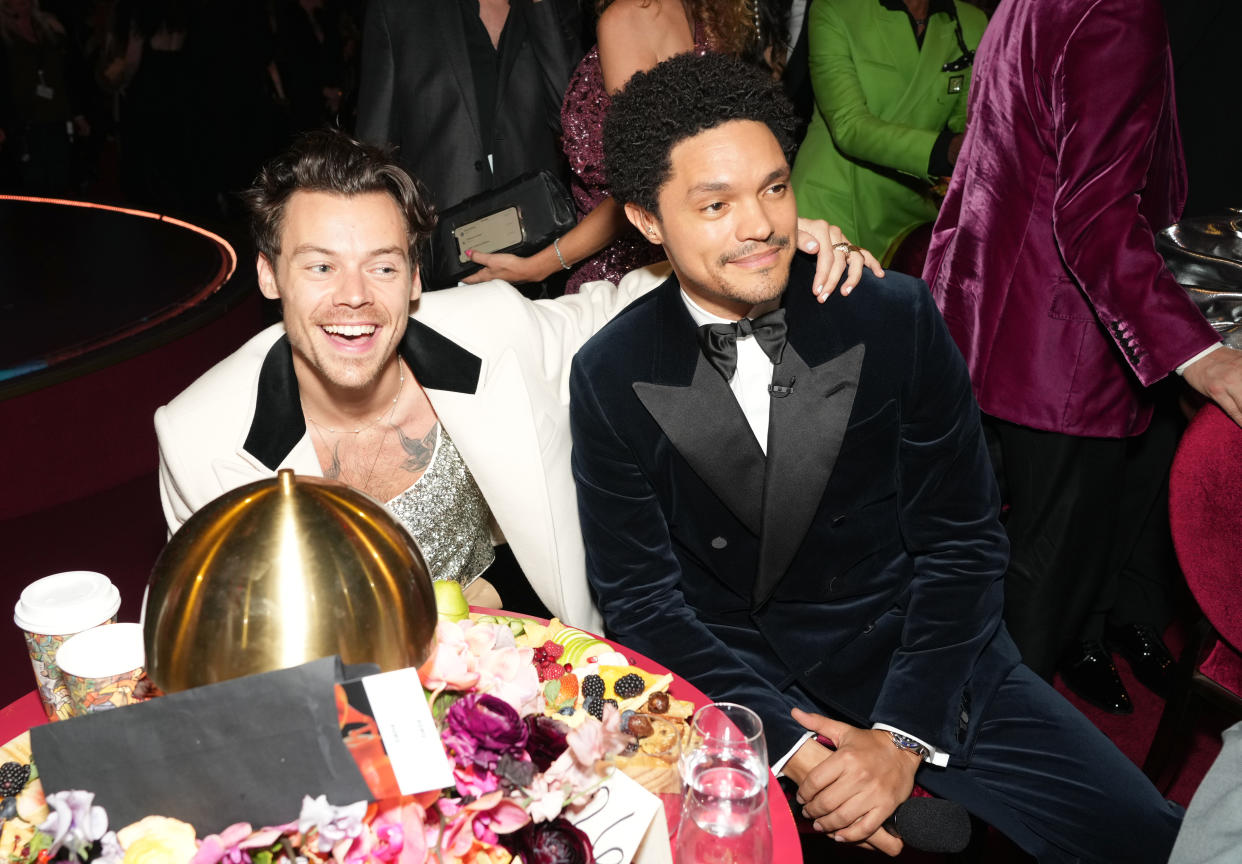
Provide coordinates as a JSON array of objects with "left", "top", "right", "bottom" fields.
[
  {"left": 681, "top": 702, "right": 768, "bottom": 789},
  {"left": 674, "top": 770, "right": 772, "bottom": 863},
  {"left": 676, "top": 703, "right": 771, "bottom": 861}
]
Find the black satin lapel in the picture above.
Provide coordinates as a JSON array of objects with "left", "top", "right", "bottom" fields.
[
  {"left": 243, "top": 337, "right": 305, "bottom": 470},
  {"left": 401, "top": 318, "right": 482, "bottom": 393},
  {"left": 633, "top": 355, "right": 765, "bottom": 535},
  {"left": 753, "top": 342, "right": 866, "bottom": 608}
]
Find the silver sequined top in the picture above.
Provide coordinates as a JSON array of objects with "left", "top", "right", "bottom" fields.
[{"left": 386, "top": 425, "right": 494, "bottom": 586}]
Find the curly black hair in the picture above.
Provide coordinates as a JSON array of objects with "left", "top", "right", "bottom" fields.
[
  {"left": 603, "top": 52, "right": 799, "bottom": 215},
  {"left": 244, "top": 129, "right": 436, "bottom": 266}
]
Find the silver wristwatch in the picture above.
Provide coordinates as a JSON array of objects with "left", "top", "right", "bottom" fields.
[{"left": 887, "top": 731, "right": 931, "bottom": 761}]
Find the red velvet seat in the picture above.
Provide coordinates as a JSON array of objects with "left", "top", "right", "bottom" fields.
[{"left": 1144, "top": 403, "right": 1242, "bottom": 790}]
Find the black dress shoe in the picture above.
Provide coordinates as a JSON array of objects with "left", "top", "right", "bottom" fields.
[
  {"left": 1107, "top": 622, "right": 1176, "bottom": 698},
  {"left": 1060, "top": 640, "right": 1133, "bottom": 714}
]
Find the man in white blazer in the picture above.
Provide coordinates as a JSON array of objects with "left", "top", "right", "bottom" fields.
[{"left": 155, "top": 130, "right": 868, "bottom": 630}]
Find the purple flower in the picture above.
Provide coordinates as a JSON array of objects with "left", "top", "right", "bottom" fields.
[
  {"left": 524, "top": 715, "right": 569, "bottom": 772},
  {"left": 446, "top": 693, "right": 529, "bottom": 768},
  {"left": 38, "top": 790, "right": 108, "bottom": 858},
  {"left": 501, "top": 817, "right": 593, "bottom": 864}
]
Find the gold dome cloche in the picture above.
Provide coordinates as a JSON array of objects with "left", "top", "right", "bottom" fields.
[{"left": 145, "top": 469, "right": 437, "bottom": 693}]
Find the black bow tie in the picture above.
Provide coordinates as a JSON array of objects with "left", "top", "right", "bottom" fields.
[{"left": 697, "top": 308, "right": 788, "bottom": 382}]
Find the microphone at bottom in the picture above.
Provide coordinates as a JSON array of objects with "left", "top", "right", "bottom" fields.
[{"left": 882, "top": 797, "right": 972, "bottom": 854}]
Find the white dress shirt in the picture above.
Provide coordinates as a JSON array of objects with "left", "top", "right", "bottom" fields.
[{"left": 680, "top": 290, "right": 948, "bottom": 773}]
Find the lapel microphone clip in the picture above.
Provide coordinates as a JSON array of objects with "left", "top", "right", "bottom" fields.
[{"left": 768, "top": 376, "right": 796, "bottom": 398}]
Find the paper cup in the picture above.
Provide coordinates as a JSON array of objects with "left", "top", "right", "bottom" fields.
[
  {"left": 56, "top": 623, "right": 145, "bottom": 716},
  {"left": 13, "top": 571, "right": 122, "bottom": 720}
]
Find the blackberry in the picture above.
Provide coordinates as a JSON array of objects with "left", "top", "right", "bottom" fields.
[
  {"left": 603, "top": 698, "right": 618, "bottom": 713},
  {"left": 582, "top": 674, "right": 605, "bottom": 700},
  {"left": 613, "top": 673, "right": 646, "bottom": 699},
  {"left": 0, "top": 762, "right": 29, "bottom": 798},
  {"left": 583, "top": 697, "right": 603, "bottom": 721}
]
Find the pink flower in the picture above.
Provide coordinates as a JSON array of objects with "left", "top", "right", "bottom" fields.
[
  {"left": 476, "top": 648, "right": 541, "bottom": 717},
  {"left": 373, "top": 795, "right": 437, "bottom": 864},
  {"left": 451, "top": 762, "right": 500, "bottom": 798},
  {"left": 419, "top": 622, "right": 483, "bottom": 696},
  {"left": 523, "top": 777, "right": 570, "bottom": 824},
  {"left": 565, "top": 704, "right": 628, "bottom": 767}
]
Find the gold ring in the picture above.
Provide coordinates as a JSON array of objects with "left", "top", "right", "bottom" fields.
[
  {"left": 847, "top": 244, "right": 861, "bottom": 253},
  {"left": 831, "top": 241, "right": 851, "bottom": 251}
]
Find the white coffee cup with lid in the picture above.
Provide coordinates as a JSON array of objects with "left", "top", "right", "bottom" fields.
[{"left": 14, "top": 571, "right": 121, "bottom": 721}]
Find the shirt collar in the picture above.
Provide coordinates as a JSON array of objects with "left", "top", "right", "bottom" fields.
[{"left": 681, "top": 289, "right": 735, "bottom": 328}]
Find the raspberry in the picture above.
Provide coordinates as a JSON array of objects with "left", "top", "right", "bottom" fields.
[
  {"left": 583, "top": 696, "right": 603, "bottom": 721},
  {"left": 541, "top": 640, "right": 564, "bottom": 661},
  {"left": 613, "top": 673, "right": 646, "bottom": 699},
  {"left": 557, "top": 675, "right": 579, "bottom": 702},
  {"left": 537, "top": 661, "right": 565, "bottom": 682},
  {"left": 0, "top": 762, "right": 29, "bottom": 798},
  {"left": 582, "top": 674, "right": 605, "bottom": 700}
]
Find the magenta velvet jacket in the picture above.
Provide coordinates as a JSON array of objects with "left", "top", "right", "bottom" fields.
[{"left": 922, "top": 0, "right": 1218, "bottom": 438}]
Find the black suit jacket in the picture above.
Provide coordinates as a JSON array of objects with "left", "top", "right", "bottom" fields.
[
  {"left": 356, "top": 0, "right": 581, "bottom": 211},
  {"left": 569, "top": 257, "right": 1020, "bottom": 761}
]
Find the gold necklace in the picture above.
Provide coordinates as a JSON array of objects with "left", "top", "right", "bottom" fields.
[
  {"left": 307, "top": 373, "right": 403, "bottom": 493},
  {"left": 305, "top": 364, "right": 405, "bottom": 434}
]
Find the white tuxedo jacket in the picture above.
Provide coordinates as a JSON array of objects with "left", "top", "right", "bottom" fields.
[{"left": 154, "top": 268, "right": 668, "bottom": 631}]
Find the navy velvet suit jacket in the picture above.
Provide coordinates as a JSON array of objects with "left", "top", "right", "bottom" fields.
[{"left": 569, "top": 257, "right": 1021, "bottom": 761}]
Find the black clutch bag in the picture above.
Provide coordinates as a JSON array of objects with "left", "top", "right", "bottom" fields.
[{"left": 427, "top": 170, "right": 577, "bottom": 288}]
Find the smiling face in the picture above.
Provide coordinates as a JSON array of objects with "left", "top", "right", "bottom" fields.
[
  {"left": 257, "top": 189, "right": 418, "bottom": 399},
  {"left": 626, "top": 120, "right": 797, "bottom": 319}
]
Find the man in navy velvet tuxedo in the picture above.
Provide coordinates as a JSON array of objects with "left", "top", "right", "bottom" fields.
[{"left": 569, "top": 52, "right": 1182, "bottom": 860}]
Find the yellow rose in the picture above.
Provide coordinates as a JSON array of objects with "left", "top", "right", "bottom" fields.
[{"left": 118, "top": 816, "right": 199, "bottom": 864}]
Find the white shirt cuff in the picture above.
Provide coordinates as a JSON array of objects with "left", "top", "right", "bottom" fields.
[
  {"left": 872, "top": 723, "right": 950, "bottom": 767},
  {"left": 772, "top": 731, "right": 816, "bottom": 777},
  {"left": 1176, "top": 342, "right": 1224, "bottom": 376}
]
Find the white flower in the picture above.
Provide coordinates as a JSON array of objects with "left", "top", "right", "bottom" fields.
[
  {"left": 38, "top": 790, "right": 108, "bottom": 858},
  {"left": 296, "top": 795, "right": 367, "bottom": 852}
]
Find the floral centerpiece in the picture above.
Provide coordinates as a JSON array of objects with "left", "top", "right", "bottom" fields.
[{"left": 0, "top": 611, "right": 687, "bottom": 864}]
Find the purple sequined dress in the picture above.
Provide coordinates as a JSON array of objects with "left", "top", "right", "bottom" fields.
[{"left": 559, "top": 30, "right": 710, "bottom": 293}]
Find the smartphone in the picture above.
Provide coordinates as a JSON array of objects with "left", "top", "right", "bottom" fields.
[{"left": 453, "top": 206, "right": 525, "bottom": 264}]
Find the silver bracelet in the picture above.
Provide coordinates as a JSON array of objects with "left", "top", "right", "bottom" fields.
[{"left": 553, "top": 237, "right": 571, "bottom": 271}]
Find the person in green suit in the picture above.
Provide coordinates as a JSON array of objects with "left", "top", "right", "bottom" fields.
[{"left": 791, "top": 0, "right": 986, "bottom": 264}]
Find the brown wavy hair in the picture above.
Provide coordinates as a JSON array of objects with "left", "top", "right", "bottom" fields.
[{"left": 594, "top": 0, "right": 764, "bottom": 60}]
